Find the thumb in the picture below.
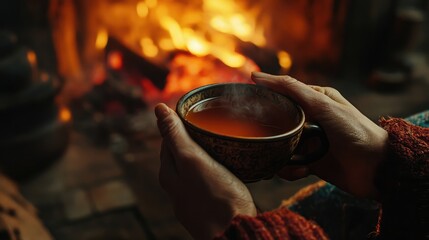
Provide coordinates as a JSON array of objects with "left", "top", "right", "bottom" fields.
[
  {"left": 154, "top": 103, "right": 202, "bottom": 158},
  {"left": 155, "top": 103, "right": 192, "bottom": 146},
  {"left": 251, "top": 72, "right": 328, "bottom": 112}
]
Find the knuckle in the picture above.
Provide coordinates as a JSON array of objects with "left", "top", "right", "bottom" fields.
[
  {"left": 159, "top": 115, "right": 181, "bottom": 138},
  {"left": 325, "top": 87, "right": 341, "bottom": 95},
  {"left": 279, "top": 75, "right": 298, "bottom": 87}
]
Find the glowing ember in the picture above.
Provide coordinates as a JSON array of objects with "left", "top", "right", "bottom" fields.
[
  {"left": 59, "top": 106, "right": 72, "bottom": 122},
  {"left": 141, "top": 53, "right": 259, "bottom": 107},
  {"left": 107, "top": 51, "right": 123, "bottom": 70},
  {"left": 91, "top": 63, "right": 107, "bottom": 85},
  {"left": 27, "top": 50, "right": 37, "bottom": 65}
]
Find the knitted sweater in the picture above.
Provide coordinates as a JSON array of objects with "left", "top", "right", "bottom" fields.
[{"left": 216, "top": 118, "right": 429, "bottom": 240}]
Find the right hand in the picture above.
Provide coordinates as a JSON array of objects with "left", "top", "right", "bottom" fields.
[
  {"left": 251, "top": 72, "right": 388, "bottom": 199},
  {"left": 155, "top": 103, "right": 257, "bottom": 239}
]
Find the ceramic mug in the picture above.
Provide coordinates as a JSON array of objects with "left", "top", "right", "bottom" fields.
[{"left": 176, "top": 83, "right": 329, "bottom": 182}]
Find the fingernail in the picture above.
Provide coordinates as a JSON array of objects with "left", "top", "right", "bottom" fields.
[{"left": 155, "top": 103, "right": 170, "bottom": 120}]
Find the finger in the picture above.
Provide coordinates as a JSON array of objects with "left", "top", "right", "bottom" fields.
[
  {"left": 159, "top": 141, "right": 179, "bottom": 190},
  {"left": 155, "top": 103, "right": 197, "bottom": 153},
  {"left": 309, "top": 85, "right": 351, "bottom": 106},
  {"left": 155, "top": 103, "right": 210, "bottom": 171},
  {"left": 155, "top": 103, "right": 181, "bottom": 140},
  {"left": 251, "top": 72, "right": 331, "bottom": 112},
  {"left": 276, "top": 166, "right": 310, "bottom": 181}
]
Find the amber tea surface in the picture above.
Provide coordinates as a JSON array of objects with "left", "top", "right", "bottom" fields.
[{"left": 185, "top": 96, "right": 298, "bottom": 138}]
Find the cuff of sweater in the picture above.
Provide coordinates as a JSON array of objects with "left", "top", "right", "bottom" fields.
[
  {"left": 379, "top": 117, "right": 429, "bottom": 180},
  {"left": 215, "top": 207, "right": 327, "bottom": 239}
]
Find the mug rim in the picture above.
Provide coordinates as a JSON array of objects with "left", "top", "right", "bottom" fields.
[{"left": 176, "top": 83, "right": 306, "bottom": 142}]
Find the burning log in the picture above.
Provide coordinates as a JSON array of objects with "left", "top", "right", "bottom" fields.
[
  {"left": 236, "top": 38, "right": 282, "bottom": 74},
  {"left": 105, "top": 37, "right": 169, "bottom": 90}
]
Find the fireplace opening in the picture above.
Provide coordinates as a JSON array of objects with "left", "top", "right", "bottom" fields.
[
  {"left": 43, "top": 0, "right": 351, "bottom": 146},
  {"left": 50, "top": 0, "right": 347, "bottom": 105}
]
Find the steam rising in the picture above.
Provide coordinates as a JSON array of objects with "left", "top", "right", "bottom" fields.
[
  {"left": 225, "top": 86, "right": 262, "bottom": 117},
  {"left": 219, "top": 85, "right": 283, "bottom": 129}
]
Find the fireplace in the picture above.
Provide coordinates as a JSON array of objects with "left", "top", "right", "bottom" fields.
[{"left": 49, "top": 0, "right": 348, "bottom": 106}]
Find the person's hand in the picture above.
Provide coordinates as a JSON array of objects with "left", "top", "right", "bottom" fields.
[
  {"left": 155, "top": 103, "right": 257, "bottom": 240},
  {"left": 251, "top": 72, "right": 388, "bottom": 199}
]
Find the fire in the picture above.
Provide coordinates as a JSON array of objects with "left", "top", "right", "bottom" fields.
[
  {"left": 90, "top": 0, "right": 286, "bottom": 69},
  {"left": 145, "top": 0, "right": 157, "bottom": 8},
  {"left": 133, "top": 0, "right": 270, "bottom": 70},
  {"left": 140, "top": 38, "right": 159, "bottom": 58},
  {"left": 160, "top": 16, "right": 186, "bottom": 50},
  {"left": 214, "top": 50, "right": 246, "bottom": 68},
  {"left": 140, "top": 53, "right": 259, "bottom": 107},
  {"left": 278, "top": 51, "right": 292, "bottom": 71},
  {"left": 53, "top": 0, "right": 307, "bottom": 104},
  {"left": 187, "top": 37, "right": 210, "bottom": 57},
  {"left": 95, "top": 29, "right": 108, "bottom": 50},
  {"left": 159, "top": 38, "right": 175, "bottom": 51},
  {"left": 126, "top": 0, "right": 277, "bottom": 102},
  {"left": 136, "top": 2, "right": 149, "bottom": 18}
]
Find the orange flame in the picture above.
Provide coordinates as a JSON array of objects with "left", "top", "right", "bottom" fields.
[
  {"left": 86, "top": 0, "right": 293, "bottom": 103},
  {"left": 278, "top": 51, "right": 292, "bottom": 71},
  {"left": 95, "top": 29, "right": 108, "bottom": 50}
]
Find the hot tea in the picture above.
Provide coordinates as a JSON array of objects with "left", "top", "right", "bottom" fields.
[
  {"left": 185, "top": 96, "right": 298, "bottom": 138},
  {"left": 177, "top": 83, "right": 328, "bottom": 181}
]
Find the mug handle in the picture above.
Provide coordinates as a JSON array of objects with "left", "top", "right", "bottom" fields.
[{"left": 287, "top": 122, "right": 329, "bottom": 165}]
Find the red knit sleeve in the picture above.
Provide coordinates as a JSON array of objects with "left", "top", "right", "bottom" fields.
[
  {"left": 215, "top": 207, "right": 328, "bottom": 240},
  {"left": 376, "top": 117, "right": 429, "bottom": 239},
  {"left": 379, "top": 117, "right": 429, "bottom": 179}
]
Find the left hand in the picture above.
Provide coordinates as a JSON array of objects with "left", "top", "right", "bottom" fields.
[
  {"left": 251, "top": 72, "right": 388, "bottom": 199},
  {"left": 155, "top": 103, "right": 257, "bottom": 240}
]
